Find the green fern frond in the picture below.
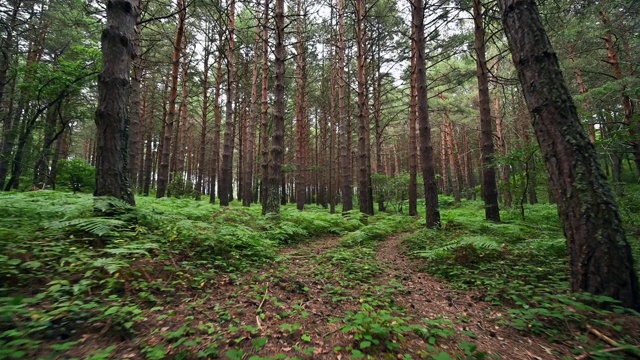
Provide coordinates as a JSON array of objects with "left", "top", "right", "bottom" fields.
[{"left": 48, "top": 218, "right": 127, "bottom": 237}]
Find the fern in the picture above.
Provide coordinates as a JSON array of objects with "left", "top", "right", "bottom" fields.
[
  {"left": 48, "top": 218, "right": 127, "bottom": 237},
  {"left": 414, "top": 236, "right": 499, "bottom": 260}
]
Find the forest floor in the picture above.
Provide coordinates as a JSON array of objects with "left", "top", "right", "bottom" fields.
[
  {"left": 66, "top": 233, "right": 637, "bottom": 360},
  {"left": 2, "top": 192, "right": 640, "bottom": 360}
]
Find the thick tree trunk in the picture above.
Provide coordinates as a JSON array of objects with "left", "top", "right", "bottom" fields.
[
  {"left": 94, "top": 0, "right": 137, "bottom": 205},
  {"left": 259, "top": 0, "right": 270, "bottom": 207},
  {"left": 474, "top": 0, "right": 500, "bottom": 221},
  {"left": 413, "top": 0, "right": 440, "bottom": 228},
  {"left": 499, "top": 0, "right": 639, "bottom": 309},
  {"left": 263, "top": 0, "right": 285, "bottom": 216},
  {"left": 156, "top": 0, "right": 185, "bottom": 198}
]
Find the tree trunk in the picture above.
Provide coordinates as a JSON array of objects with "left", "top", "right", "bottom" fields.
[
  {"left": 156, "top": 0, "right": 185, "bottom": 198},
  {"left": 196, "top": 29, "right": 212, "bottom": 201},
  {"left": 494, "top": 95, "right": 511, "bottom": 207},
  {"left": 94, "top": 0, "right": 137, "bottom": 205},
  {"left": 219, "top": 0, "right": 236, "bottom": 206},
  {"left": 413, "top": 0, "right": 440, "bottom": 228},
  {"left": 294, "top": 0, "right": 308, "bottom": 211},
  {"left": 474, "top": 0, "right": 500, "bottom": 221},
  {"left": 337, "top": 0, "right": 352, "bottom": 213},
  {"left": 209, "top": 36, "right": 224, "bottom": 204},
  {"left": 259, "top": 0, "right": 270, "bottom": 207},
  {"left": 499, "top": 0, "right": 639, "bottom": 310},
  {"left": 408, "top": 26, "right": 418, "bottom": 216},
  {"left": 263, "top": 0, "right": 285, "bottom": 216},
  {"left": 355, "top": 0, "right": 373, "bottom": 215},
  {"left": 446, "top": 121, "right": 461, "bottom": 202},
  {"left": 128, "top": 0, "right": 142, "bottom": 191}
]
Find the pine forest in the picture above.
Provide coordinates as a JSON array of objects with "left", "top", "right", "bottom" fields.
[{"left": 1, "top": 0, "right": 640, "bottom": 358}]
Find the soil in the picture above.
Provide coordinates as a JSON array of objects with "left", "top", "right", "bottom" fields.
[{"left": 63, "top": 233, "right": 637, "bottom": 359}]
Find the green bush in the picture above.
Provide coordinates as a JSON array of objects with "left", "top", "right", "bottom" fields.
[{"left": 57, "top": 159, "right": 95, "bottom": 193}]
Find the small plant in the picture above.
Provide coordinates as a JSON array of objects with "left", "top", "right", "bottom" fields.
[{"left": 337, "top": 304, "right": 415, "bottom": 353}]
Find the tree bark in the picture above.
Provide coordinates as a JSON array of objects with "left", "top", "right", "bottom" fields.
[
  {"left": 263, "top": 0, "right": 285, "bottom": 216},
  {"left": 94, "top": 0, "right": 137, "bottom": 205},
  {"left": 219, "top": 0, "right": 236, "bottom": 206},
  {"left": 156, "top": 0, "right": 185, "bottom": 198},
  {"left": 408, "top": 32, "right": 418, "bottom": 216},
  {"left": 413, "top": 0, "right": 440, "bottom": 228},
  {"left": 294, "top": 0, "right": 308, "bottom": 211},
  {"left": 196, "top": 28, "right": 212, "bottom": 201},
  {"left": 355, "top": 0, "right": 373, "bottom": 215},
  {"left": 474, "top": 0, "right": 500, "bottom": 221},
  {"left": 337, "top": 0, "right": 352, "bottom": 213},
  {"left": 128, "top": 0, "right": 142, "bottom": 191},
  {"left": 498, "top": 0, "right": 639, "bottom": 309}
]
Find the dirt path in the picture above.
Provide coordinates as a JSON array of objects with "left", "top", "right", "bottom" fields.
[
  {"left": 98, "top": 233, "right": 575, "bottom": 359},
  {"left": 376, "top": 234, "right": 569, "bottom": 360}
]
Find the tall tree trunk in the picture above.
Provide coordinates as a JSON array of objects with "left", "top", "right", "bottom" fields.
[
  {"left": 219, "top": 0, "right": 236, "bottom": 206},
  {"left": 263, "top": 0, "right": 285, "bottom": 215},
  {"left": 196, "top": 29, "right": 212, "bottom": 201},
  {"left": 294, "top": 0, "right": 308, "bottom": 211},
  {"left": 413, "top": 0, "right": 440, "bottom": 228},
  {"left": 499, "top": 0, "right": 639, "bottom": 310},
  {"left": 408, "top": 34, "right": 418, "bottom": 216},
  {"left": 128, "top": 0, "right": 142, "bottom": 191},
  {"left": 209, "top": 36, "right": 224, "bottom": 204},
  {"left": 259, "top": 0, "right": 270, "bottom": 207},
  {"left": 337, "top": 0, "right": 352, "bottom": 213},
  {"left": 355, "top": 0, "right": 373, "bottom": 215},
  {"left": 241, "top": 13, "right": 261, "bottom": 206},
  {"left": 156, "top": 0, "right": 186, "bottom": 198},
  {"left": 474, "top": 0, "right": 500, "bottom": 221},
  {"left": 94, "top": 0, "right": 137, "bottom": 205},
  {"left": 0, "top": 1, "right": 21, "bottom": 189}
]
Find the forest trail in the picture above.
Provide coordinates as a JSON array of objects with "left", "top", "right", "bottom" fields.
[{"left": 94, "top": 231, "right": 576, "bottom": 359}]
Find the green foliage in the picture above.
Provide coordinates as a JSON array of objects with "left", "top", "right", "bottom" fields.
[
  {"left": 0, "top": 191, "right": 410, "bottom": 357},
  {"left": 405, "top": 198, "right": 640, "bottom": 344},
  {"left": 57, "top": 159, "right": 95, "bottom": 192},
  {"left": 336, "top": 304, "right": 416, "bottom": 353}
]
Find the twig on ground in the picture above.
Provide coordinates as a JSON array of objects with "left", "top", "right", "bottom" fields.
[{"left": 257, "top": 282, "right": 269, "bottom": 311}]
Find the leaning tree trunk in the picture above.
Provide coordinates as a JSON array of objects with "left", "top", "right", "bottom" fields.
[
  {"left": 94, "top": 0, "right": 137, "bottom": 206},
  {"left": 413, "top": 0, "right": 440, "bottom": 228},
  {"left": 498, "top": 0, "right": 639, "bottom": 309},
  {"left": 474, "top": 0, "right": 500, "bottom": 221}
]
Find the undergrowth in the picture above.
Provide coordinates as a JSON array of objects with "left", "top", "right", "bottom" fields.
[
  {"left": 0, "top": 191, "right": 401, "bottom": 359},
  {"left": 404, "top": 195, "right": 640, "bottom": 356}
]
